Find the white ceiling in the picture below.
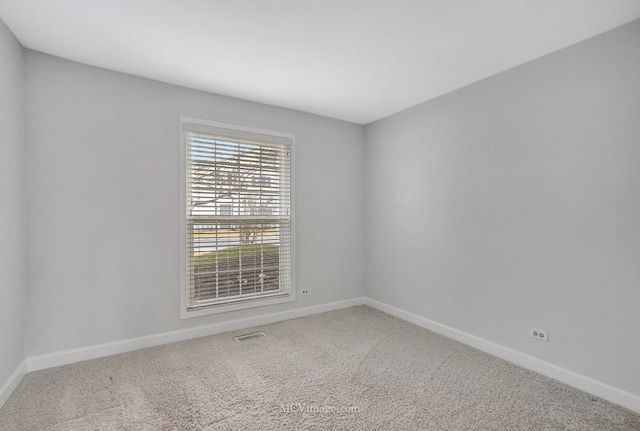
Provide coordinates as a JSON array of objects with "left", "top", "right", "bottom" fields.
[{"left": 1, "top": 1, "right": 640, "bottom": 124}]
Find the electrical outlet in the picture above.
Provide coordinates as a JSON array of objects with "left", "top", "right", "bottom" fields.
[
  {"left": 530, "top": 329, "right": 549, "bottom": 342},
  {"left": 301, "top": 289, "right": 309, "bottom": 295}
]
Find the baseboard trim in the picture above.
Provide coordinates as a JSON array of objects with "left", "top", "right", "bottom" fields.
[
  {"left": 364, "top": 298, "right": 640, "bottom": 414},
  {"left": 27, "top": 297, "right": 365, "bottom": 373},
  {"left": 0, "top": 360, "right": 27, "bottom": 410}
]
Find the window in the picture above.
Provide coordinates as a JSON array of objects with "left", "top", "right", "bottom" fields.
[{"left": 181, "top": 118, "right": 295, "bottom": 317}]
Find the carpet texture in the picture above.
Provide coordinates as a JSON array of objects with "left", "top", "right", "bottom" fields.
[{"left": 1, "top": 306, "right": 639, "bottom": 430}]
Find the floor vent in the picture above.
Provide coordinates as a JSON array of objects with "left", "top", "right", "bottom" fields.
[{"left": 235, "top": 332, "right": 266, "bottom": 342}]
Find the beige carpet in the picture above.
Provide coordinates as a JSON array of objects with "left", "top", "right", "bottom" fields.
[{"left": 1, "top": 306, "right": 639, "bottom": 430}]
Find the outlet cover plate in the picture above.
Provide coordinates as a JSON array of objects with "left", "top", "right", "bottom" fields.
[{"left": 530, "top": 329, "right": 549, "bottom": 342}]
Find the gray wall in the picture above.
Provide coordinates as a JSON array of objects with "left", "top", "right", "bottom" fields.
[
  {"left": 0, "top": 18, "right": 25, "bottom": 384},
  {"left": 365, "top": 20, "right": 640, "bottom": 395},
  {"left": 25, "top": 51, "right": 365, "bottom": 356}
]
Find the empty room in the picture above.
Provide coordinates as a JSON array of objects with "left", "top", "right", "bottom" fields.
[{"left": 1, "top": 1, "right": 639, "bottom": 430}]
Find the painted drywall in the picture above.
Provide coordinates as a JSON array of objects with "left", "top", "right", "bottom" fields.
[
  {"left": 364, "top": 20, "right": 640, "bottom": 396},
  {"left": 25, "top": 51, "right": 365, "bottom": 356},
  {"left": 0, "top": 18, "right": 25, "bottom": 386}
]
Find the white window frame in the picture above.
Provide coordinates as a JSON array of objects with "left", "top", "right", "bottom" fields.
[{"left": 180, "top": 117, "right": 296, "bottom": 318}]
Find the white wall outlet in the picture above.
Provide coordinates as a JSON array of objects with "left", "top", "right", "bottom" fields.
[
  {"left": 530, "top": 329, "right": 549, "bottom": 342},
  {"left": 301, "top": 289, "right": 309, "bottom": 295}
]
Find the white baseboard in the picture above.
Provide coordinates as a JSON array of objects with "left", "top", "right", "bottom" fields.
[
  {"left": 27, "top": 297, "right": 365, "bottom": 373},
  {"left": 0, "top": 361, "right": 27, "bottom": 410},
  {"left": 364, "top": 297, "right": 640, "bottom": 414}
]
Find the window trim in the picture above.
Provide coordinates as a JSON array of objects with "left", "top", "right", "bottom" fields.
[{"left": 179, "top": 117, "right": 296, "bottom": 319}]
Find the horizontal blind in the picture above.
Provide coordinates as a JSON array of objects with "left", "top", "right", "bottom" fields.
[{"left": 184, "top": 125, "right": 292, "bottom": 310}]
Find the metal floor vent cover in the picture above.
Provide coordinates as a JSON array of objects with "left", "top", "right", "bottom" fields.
[{"left": 235, "top": 332, "right": 266, "bottom": 342}]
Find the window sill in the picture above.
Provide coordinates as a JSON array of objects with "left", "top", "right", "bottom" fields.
[{"left": 180, "top": 292, "right": 296, "bottom": 319}]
